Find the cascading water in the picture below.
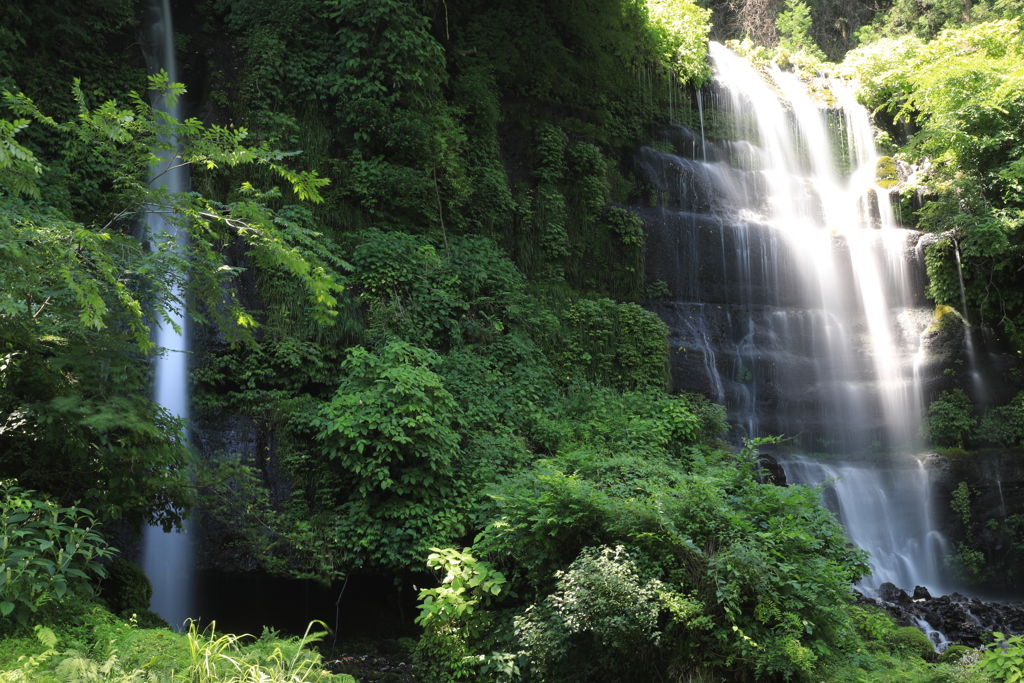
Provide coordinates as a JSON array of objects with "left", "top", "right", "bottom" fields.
[
  {"left": 639, "top": 44, "right": 954, "bottom": 593},
  {"left": 140, "top": 0, "right": 195, "bottom": 629}
]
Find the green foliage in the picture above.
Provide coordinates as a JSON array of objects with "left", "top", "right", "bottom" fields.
[
  {"left": 322, "top": 0, "right": 446, "bottom": 114},
  {"left": 924, "top": 240, "right": 960, "bottom": 306},
  {"left": 0, "top": 613, "right": 340, "bottom": 683},
  {"left": 460, "top": 438, "right": 868, "bottom": 680},
  {"left": 0, "top": 76, "right": 348, "bottom": 527},
  {"left": 841, "top": 36, "right": 924, "bottom": 113},
  {"left": 980, "top": 632, "right": 1024, "bottom": 682},
  {"left": 2, "top": 74, "right": 340, "bottom": 345},
  {"left": 884, "top": 627, "right": 935, "bottom": 660},
  {"left": 776, "top": 0, "right": 827, "bottom": 60},
  {"left": 0, "top": 116, "right": 41, "bottom": 198},
  {"left": 180, "top": 621, "right": 337, "bottom": 683},
  {"left": 414, "top": 547, "right": 514, "bottom": 683},
  {"left": 951, "top": 482, "right": 973, "bottom": 530},
  {"left": 938, "top": 644, "right": 973, "bottom": 664},
  {"left": 514, "top": 545, "right": 682, "bottom": 683},
  {"left": 645, "top": 0, "right": 713, "bottom": 86},
  {"left": 350, "top": 229, "right": 526, "bottom": 351},
  {"left": 0, "top": 481, "right": 115, "bottom": 628},
  {"left": 281, "top": 342, "right": 468, "bottom": 578},
  {"left": 861, "top": 0, "right": 1024, "bottom": 43},
  {"left": 922, "top": 389, "right": 977, "bottom": 448},
  {"left": 843, "top": 21, "right": 1024, "bottom": 350},
  {"left": 946, "top": 541, "right": 988, "bottom": 583},
  {"left": 980, "top": 391, "right": 1024, "bottom": 447},
  {"left": 546, "top": 299, "right": 669, "bottom": 391},
  {"left": 98, "top": 561, "right": 152, "bottom": 618}
]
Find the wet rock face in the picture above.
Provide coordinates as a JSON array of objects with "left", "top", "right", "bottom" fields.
[
  {"left": 868, "top": 587, "right": 1024, "bottom": 649},
  {"left": 756, "top": 454, "right": 787, "bottom": 486},
  {"left": 633, "top": 137, "right": 935, "bottom": 454},
  {"left": 634, "top": 127, "right": 1022, "bottom": 455}
]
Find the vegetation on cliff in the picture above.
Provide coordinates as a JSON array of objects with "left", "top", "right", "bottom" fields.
[{"left": 3, "top": 0, "right": 1024, "bottom": 680}]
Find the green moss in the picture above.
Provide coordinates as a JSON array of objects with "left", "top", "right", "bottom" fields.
[
  {"left": 937, "top": 644, "right": 972, "bottom": 664},
  {"left": 876, "top": 155, "right": 899, "bottom": 188},
  {"left": 883, "top": 626, "right": 935, "bottom": 660}
]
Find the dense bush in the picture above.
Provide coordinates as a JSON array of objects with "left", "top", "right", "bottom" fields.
[
  {"left": 884, "top": 626, "right": 936, "bottom": 660},
  {"left": 980, "top": 391, "right": 1024, "bottom": 447},
  {"left": 513, "top": 545, "right": 674, "bottom": 683},
  {"left": 98, "top": 560, "right": 152, "bottom": 618},
  {"left": 0, "top": 481, "right": 115, "bottom": 629},
  {"left": 415, "top": 401, "right": 870, "bottom": 682},
  {"left": 922, "top": 389, "right": 976, "bottom": 448}
]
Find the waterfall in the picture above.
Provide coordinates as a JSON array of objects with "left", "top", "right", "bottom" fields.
[
  {"left": 782, "top": 456, "right": 953, "bottom": 593},
  {"left": 140, "top": 0, "right": 195, "bottom": 630},
  {"left": 640, "top": 44, "right": 954, "bottom": 593}
]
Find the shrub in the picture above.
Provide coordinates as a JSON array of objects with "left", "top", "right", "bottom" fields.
[
  {"left": 884, "top": 626, "right": 935, "bottom": 660},
  {"left": 414, "top": 547, "right": 514, "bottom": 683},
  {"left": 514, "top": 545, "right": 673, "bottom": 683},
  {"left": 548, "top": 298, "right": 669, "bottom": 391},
  {"left": 980, "top": 632, "right": 1024, "bottom": 682},
  {"left": 0, "top": 480, "right": 116, "bottom": 628},
  {"left": 922, "top": 389, "right": 976, "bottom": 448},
  {"left": 937, "top": 644, "right": 973, "bottom": 664},
  {"left": 300, "top": 341, "right": 469, "bottom": 578},
  {"left": 980, "top": 391, "right": 1024, "bottom": 447},
  {"left": 99, "top": 560, "right": 152, "bottom": 617},
  {"left": 451, "top": 442, "right": 870, "bottom": 681}
]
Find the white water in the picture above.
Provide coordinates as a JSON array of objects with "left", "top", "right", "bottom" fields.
[
  {"left": 708, "top": 43, "right": 929, "bottom": 451},
  {"left": 783, "top": 456, "right": 953, "bottom": 594},
  {"left": 915, "top": 616, "right": 952, "bottom": 653},
  {"left": 644, "top": 45, "right": 954, "bottom": 594},
  {"left": 140, "top": 0, "right": 195, "bottom": 631}
]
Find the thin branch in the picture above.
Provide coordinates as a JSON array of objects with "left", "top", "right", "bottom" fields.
[
  {"left": 32, "top": 296, "right": 52, "bottom": 319},
  {"left": 433, "top": 166, "right": 450, "bottom": 259}
]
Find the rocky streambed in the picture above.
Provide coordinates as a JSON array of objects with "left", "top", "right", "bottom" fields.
[{"left": 869, "top": 582, "right": 1024, "bottom": 650}]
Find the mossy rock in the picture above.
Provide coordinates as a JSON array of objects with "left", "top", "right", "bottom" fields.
[
  {"left": 884, "top": 626, "right": 935, "bottom": 660},
  {"left": 100, "top": 559, "right": 153, "bottom": 615},
  {"left": 937, "top": 644, "right": 973, "bottom": 664}
]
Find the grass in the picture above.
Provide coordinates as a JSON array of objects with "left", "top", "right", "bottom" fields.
[{"left": 0, "top": 607, "right": 351, "bottom": 683}]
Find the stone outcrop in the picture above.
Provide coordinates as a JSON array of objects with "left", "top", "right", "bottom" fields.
[{"left": 868, "top": 582, "right": 1024, "bottom": 649}]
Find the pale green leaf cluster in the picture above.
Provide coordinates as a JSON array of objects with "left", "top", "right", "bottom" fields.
[
  {"left": 0, "top": 481, "right": 115, "bottom": 627},
  {"left": 775, "top": 0, "right": 827, "bottom": 61},
  {"left": 0, "top": 118, "right": 41, "bottom": 199},
  {"left": 645, "top": 0, "right": 713, "bottom": 86}
]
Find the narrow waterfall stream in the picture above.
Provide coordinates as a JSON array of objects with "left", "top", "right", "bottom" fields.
[
  {"left": 140, "top": 0, "right": 195, "bottom": 629},
  {"left": 641, "top": 44, "right": 954, "bottom": 594}
]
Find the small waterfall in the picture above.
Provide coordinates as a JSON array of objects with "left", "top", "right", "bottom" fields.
[
  {"left": 953, "top": 240, "right": 987, "bottom": 402},
  {"left": 915, "top": 616, "right": 951, "bottom": 653},
  {"left": 640, "top": 44, "right": 952, "bottom": 591},
  {"left": 140, "top": 0, "right": 195, "bottom": 630},
  {"left": 782, "top": 456, "right": 952, "bottom": 594},
  {"left": 696, "top": 87, "right": 707, "bottom": 162}
]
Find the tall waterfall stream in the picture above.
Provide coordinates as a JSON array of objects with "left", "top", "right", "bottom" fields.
[
  {"left": 140, "top": 0, "right": 195, "bottom": 630},
  {"left": 641, "top": 44, "right": 955, "bottom": 595}
]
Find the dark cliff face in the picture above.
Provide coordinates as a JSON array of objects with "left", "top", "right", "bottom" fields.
[
  {"left": 631, "top": 134, "right": 928, "bottom": 452},
  {"left": 632, "top": 120, "right": 1022, "bottom": 454},
  {"left": 943, "top": 450, "right": 1024, "bottom": 597}
]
